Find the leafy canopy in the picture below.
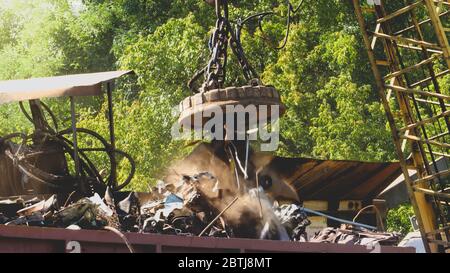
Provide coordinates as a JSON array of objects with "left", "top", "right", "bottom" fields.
[{"left": 0, "top": 0, "right": 397, "bottom": 191}]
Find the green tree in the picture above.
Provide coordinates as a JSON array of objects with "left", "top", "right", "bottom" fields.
[
  {"left": 0, "top": 0, "right": 68, "bottom": 80},
  {"left": 387, "top": 204, "right": 414, "bottom": 236},
  {"left": 0, "top": 0, "right": 401, "bottom": 192},
  {"left": 311, "top": 74, "right": 394, "bottom": 161}
]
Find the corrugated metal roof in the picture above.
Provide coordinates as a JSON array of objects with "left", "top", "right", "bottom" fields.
[
  {"left": 266, "top": 157, "right": 402, "bottom": 201},
  {"left": 0, "top": 70, "right": 133, "bottom": 104}
]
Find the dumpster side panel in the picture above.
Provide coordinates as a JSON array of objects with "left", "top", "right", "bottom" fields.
[{"left": 0, "top": 225, "right": 415, "bottom": 253}]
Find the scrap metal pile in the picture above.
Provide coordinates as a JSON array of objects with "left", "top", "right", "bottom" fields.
[
  {"left": 0, "top": 171, "right": 400, "bottom": 247},
  {"left": 0, "top": 1, "right": 408, "bottom": 252},
  {"left": 310, "top": 226, "right": 401, "bottom": 246},
  {"left": 0, "top": 172, "right": 306, "bottom": 239}
]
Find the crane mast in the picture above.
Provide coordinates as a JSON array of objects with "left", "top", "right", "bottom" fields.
[{"left": 353, "top": 0, "right": 450, "bottom": 253}]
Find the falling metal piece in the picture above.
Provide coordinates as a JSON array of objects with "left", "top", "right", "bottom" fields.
[
  {"left": 244, "top": 134, "right": 249, "bottom": 177},
  {"left": 198, "top": 196, "right": 239, "bottom": 237},
  {"left": 254, "top": 169, "right": 264, "bottom": 220},
  {"left": 230, "top": 141, "right": 248, "bottom": 180},
  {"left": 227, "top": 145, "right": 241, "bottom": 191}
]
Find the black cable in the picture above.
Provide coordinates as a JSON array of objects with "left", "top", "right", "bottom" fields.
[
  {"left": 40, "top": 101, "right": 59, "bottom": 131},
  {"left": 56, "top": 128, "right": 135, "bottom": 191},
  {"left": 19, "top": 101, "right": 58, "bottom": 133},
  {"left": 2, "top": 126, "right": 135, "bottom": 194}
]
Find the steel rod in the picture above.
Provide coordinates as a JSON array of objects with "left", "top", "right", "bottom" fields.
[
  {"left": 411, "top": 69, "right": 450, "bottom": 87},
  {"left": 376, "top": 1, "right": 423, "bottom": 24},
  {"left": 383, "top": 54, "right": 441, "bottom": 81},
  {"left": 70, "top": 96, "right": 80, "bottom": 178},
  {"left": 394, "top": 10, "right": 450, "bottom": 35},
  {"left": 398, "top": 110, "right": 450, "bottom": 133},
  {"left": 303, "top": 207, "right": 377, "bottom": 230},
  {"left": 198, "top": 196, "right": 239, "bottom": 237},
  {"left": 370, "top": 31, "right": 441, "bottom": 49},
  {"left": 106, "top": 82, "right": 117, "bottom": 188},
  {"left": 385, "top": 84, "right": 450, "bottom": 100}
]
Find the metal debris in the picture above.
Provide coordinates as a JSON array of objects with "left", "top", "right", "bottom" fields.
[
  {"left": 0, "top": 213, "right": 7, "bottom": 224},
  {"left": 310, "top": 225, "right": 401, "bottom": 246},
  {"left": 0, "top": 199, "right": 24, "bottom": 218},
  {"left": 53, "top": 197, "right": 106, "bottom": 229},
  {"left": 17, "top": 195, "right": 57, "bottom": 216},
  {"left": 0, "top": 172, "right": 401, "bottom": 247},
  {"left": 274, "top": 204, "right": 311, "bottom": 242},
  {"left": 5, "top": 212, "right": 45, "bottom": 226}
]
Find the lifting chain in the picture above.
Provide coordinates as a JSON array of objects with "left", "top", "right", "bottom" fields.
[
  {"left": 191, "top": 0, "right": 259, "bottom": 93},
  {"left": 189, "top": 0, "right": 304, "bottom": 93},
  {"left": 203, "top": 0, "right": 230, "bottom": 91}
]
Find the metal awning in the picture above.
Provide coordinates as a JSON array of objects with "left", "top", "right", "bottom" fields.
[
  {"left": 0, "top": 70, "right": 133, "bottom": 105},
  {"left": 266, "top": 157, "right": 402, "bottom": 201}
]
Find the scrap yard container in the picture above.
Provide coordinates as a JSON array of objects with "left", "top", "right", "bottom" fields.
[{"left": 0, "top": 225, "right": 414, "bottom": 253}]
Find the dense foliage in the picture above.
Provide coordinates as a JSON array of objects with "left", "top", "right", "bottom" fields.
[
  {"left": 387, "top": 204, "right": 414, "bottom": 236},
  {"left": 0, "top": 0, "right": 400, "bottom": 192}
]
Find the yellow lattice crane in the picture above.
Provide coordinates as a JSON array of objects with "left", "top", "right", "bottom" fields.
[{"left": 352, "top": 0, "right": 450, "bottom": 253}]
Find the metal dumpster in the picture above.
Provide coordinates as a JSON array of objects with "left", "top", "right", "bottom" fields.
[{"left": 0, "top": 225, "right": 415, "bottom": 253}]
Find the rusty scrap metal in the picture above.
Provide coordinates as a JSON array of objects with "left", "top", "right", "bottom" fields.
[
  {"left": 0, "top": 125, "right": 136, "bottom": 195},
  {"left": 0, "top": 71, "right": 136, "bottom": 200},
  {"left": 0, "top": 199, "right": 25, "bottom": 218},
  {"left": 0, "top": 213, "right": 7, "bottom": 224},
  {"left": 0, "top": 171, "right": 402, "bottom": 247},
  {"left": 5, "top": 212, "right": 45, "bottom": 226},
  {"left": 274, "top": 204, "right": 310, "bottom": 242},
  {"left": 54, "top": 197, "right": 106, "bottom": 229},
  {"left": 17, "top": 195, "right": 57, "bottom": 216},
  {"left": 310, "top": 225, "right": 401, "bottom": 246}
]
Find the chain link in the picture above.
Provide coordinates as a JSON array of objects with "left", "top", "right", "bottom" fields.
[
  {"left": 189, "top": 0, "right": 304, "bottom": 93},
  {"left": 193, "top": 0, "right": 259, "bottom": 93},
  {"left": 230, "top": 19, "right": 259, "bottom": 85},
  {"left": 203, "top": 15, "right": 229, "bottom": 91}
]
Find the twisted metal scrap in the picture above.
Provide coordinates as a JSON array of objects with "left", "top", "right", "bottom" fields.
[{"left": 2, "top": 101, "right": 135, "bottom": 194}]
